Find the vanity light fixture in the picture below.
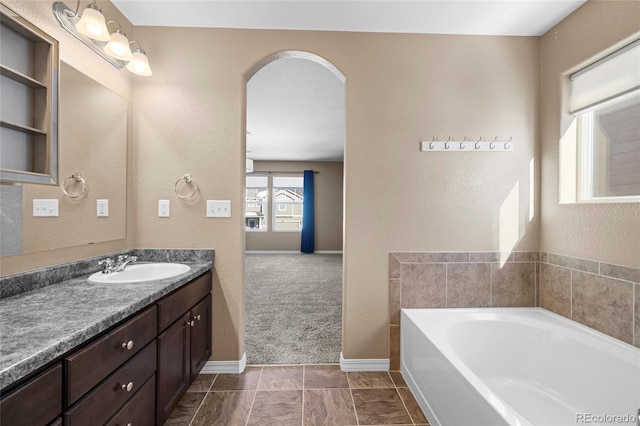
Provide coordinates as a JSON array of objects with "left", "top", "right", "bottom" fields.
[
  {"left": 52, "top": 1, "right": 152, "bottom": 76},
  {"left": 74, "top": 2, "right": 109, "bottom": 41},
  {"left": 126, "top": 42, "right": 152, "bottom": 76},
  {"left": 103, "top": 26, "right": 133, "bottom": 61}
]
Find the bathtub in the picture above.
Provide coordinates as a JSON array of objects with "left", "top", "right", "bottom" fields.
[{"left": 401, "top": 308, "right": 640, "bottom": 426}]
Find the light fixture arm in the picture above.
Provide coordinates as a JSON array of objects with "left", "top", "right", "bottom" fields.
[
  {"left": 129, "top": 40, "right": 144, "bottom": 50},
  {"left": 105, "top": 19, "right": 125, "bottom": 35}
]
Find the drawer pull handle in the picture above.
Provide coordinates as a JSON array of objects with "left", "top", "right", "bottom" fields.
[
  {"left": 190, "top": 320, "right": 195, "bottom": 327},
  {"left": 127, "top": 424, "right": 132, "bottom": 426},
  {"left": 196, "top": 314, "right": 201, "bottom": 321},
  {"left": 121, "top": 381, "right": 134, "bottom": 392},
  {"left": 121, "top": 340, "right": 134, "bottom": 350}
]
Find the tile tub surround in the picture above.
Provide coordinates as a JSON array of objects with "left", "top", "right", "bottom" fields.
[
  {"left": 165, "top": 366, "right": 429, "bottom": 425},
  {"left": 389, "top": 251, "right": 640, "bottom": 369},
  {"left": 540, "top": 253, "right": 640, "bottom": 348},
  {"left": 0, "top": 249, "right": 213, "bottom": 390},
  {"left": 389, "top": 251, "right": 539, "bottom": 370}
]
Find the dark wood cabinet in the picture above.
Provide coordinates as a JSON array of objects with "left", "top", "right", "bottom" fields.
[
  {"left": 190, "top": 294, "right": 212, "bottom": 383},
  {"left": 0, "top": 363, "right": 62, "bottom": 426},
  {"left": 105, "top": 375, "right": 156, "bottom": 426},
  {"left": 157, "top": 311, "right": 191, "bottom": 424},
  {"left": 65, "top": 306, "right": 157, "bottom": 406},
  {"left": 2, "top": 270, "right": 212, "bottom": 426},
  {"left": 65, "top": 341, "right": 156, "bottom": 426},
  {"left": 157, "top": 273, "right": 212, "bottom": 425}
]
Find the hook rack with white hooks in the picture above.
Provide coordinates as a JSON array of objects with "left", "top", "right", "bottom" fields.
[{"left": 420, "top": 137, "right": 513, "bottom": 152}]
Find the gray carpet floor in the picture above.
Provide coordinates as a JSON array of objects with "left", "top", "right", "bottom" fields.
[{"left": 244, "top": 253, "right": 342, "bottom": 365}]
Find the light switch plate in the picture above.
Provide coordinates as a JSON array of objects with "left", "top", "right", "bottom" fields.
[
  {"left": 158, "top": 200, "right": 170, "bottom": 217},
  {"left": 97, "top": 199, "right": 109, "bottom": 217},
  {"left": 206, "top": 200, "right": 231, "bottom": 217},
  {"left": 33, "top": 199, "right": 59, "bottom": 217}
]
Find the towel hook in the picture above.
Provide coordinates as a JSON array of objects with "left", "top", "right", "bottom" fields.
[
  {"left": 429, "top": 136, "right": 435, "bottom": 150},
  {"left": 490, "top": 136, "right": 497, "bottom": 150},
  {"left": 444, "top": 136, "right": 451, "bottom": 150},
  {"left": 475, "top": 137, "right": 482, "bottom": 150},
  {"left": 460, "top": 136, "right": 467, "bottom": 150},
  {"left": 504, "top": 136, "right": 512, "bottom": 150}
]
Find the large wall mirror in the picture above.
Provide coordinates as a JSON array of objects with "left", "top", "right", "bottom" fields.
[{"left": 1, "top": 62, "right": 127, "bottom": 256}]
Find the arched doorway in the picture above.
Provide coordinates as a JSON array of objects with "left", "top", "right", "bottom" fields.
[{"left": 243, "top": 51, "right": 345, "bottom": 365}]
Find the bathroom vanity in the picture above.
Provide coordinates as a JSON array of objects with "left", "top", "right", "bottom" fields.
[{"left": 0, "top": 250, "right": 213, "bottom": 426}]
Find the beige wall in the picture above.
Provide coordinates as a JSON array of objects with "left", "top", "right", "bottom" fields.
[
  {"left": 539, "top": 1, "right": 640, "bottom": 269},
  {"left": 246, "top": 161, "right": 343, "bottom": 252},
  {"left": 2, "top": 0, "right": 634, "bottom": 364},
  {"left": 133, "top": 27, "right": 540, "bottom": 361},
  {"left": 1, "top": 1, "right": 134, "bottom": 276}
]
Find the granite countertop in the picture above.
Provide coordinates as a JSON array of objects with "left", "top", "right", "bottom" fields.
[{"left": 0, "top": 254, "right": 213, "bottom": 390}]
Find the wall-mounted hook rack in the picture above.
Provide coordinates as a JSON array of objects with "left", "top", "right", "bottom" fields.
[{"left": 420, "top": 136, "right": 513, "bottom": 152}]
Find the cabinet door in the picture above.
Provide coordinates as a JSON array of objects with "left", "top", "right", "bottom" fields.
[
  {"left": 0, "top": 363, "right": 61, "bottom": 426},
  {"left": 156, "top": 311, "right": 191, "bottom": 426},
  {"left": 190, "top": 294, "right": 212, "bottom": 382}
]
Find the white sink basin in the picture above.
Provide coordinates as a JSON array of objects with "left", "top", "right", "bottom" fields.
[{"left": 88, "top": 263, "right": 190, "bottom": 283}]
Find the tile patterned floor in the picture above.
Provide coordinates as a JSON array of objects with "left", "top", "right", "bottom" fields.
[{"left": 165, "top": 365, "right": 429, "bottom": 425}]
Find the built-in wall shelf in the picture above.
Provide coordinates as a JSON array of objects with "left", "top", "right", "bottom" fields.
[
  {"left": 1, "top": 120, "right": 48, "bottom": 136},
  {"left": 0, "top": 3, "right": 59, "bottom": 185},
  {"left": 0, "top": 65, "right": 47, "bottom": 89}
]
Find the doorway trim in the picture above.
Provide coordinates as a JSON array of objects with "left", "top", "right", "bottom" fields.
[{"left": 243, "top": 50, "right": 346, "bottom": 366}]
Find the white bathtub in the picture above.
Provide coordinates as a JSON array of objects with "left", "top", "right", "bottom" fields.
[{"left": 401, "top": 308, "right": 640, "bottom": 426}]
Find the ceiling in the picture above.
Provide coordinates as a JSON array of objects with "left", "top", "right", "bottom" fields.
[{"left": 112, "top": 0, "right": 587, "bottom": 162}]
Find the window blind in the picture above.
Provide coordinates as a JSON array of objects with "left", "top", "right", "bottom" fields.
[{"left": 570, "top": 39, "right": 640, "bottom": 114}]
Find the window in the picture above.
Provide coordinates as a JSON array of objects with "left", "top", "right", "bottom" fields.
[
  {"left": 569, "top": 40, "right": 640, "bottom": 202},
  {"left": 272, "top": 176, "right": 304, "bottom": 231},
  {"left": 245, "top": 174, "right": 268, "bottom": 231}
]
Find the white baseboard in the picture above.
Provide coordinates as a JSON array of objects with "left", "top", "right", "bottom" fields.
[
  {"left": 245, "top": 250, "right": 343, "bottom": 254},
  {"left": 200, "top": 353, "right": 247, "bottom": 374},
  {"left": 340, "top": 352, "right": 389, "bottom": 372}
]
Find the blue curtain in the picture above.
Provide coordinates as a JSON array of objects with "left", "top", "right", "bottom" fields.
[{"left": 301, "top": 170, "right": 315, "bottom": 253}]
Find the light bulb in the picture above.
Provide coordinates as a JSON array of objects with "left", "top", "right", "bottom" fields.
[
  {"left": 126, "top": 48, "right": 152, "bottom": 76},
  {"left": 104, "top": 30, "right": 133, "bottom": 61},
  {"left": 75, "top": 4, "right": 110, "bottom": 42}
]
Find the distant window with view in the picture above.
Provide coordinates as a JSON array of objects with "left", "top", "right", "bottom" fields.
[{"left": 245, "top": 174, "right": 268, "bottom": 231}]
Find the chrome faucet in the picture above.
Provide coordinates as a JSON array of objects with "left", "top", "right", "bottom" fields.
[
  {"left": 98, "top": 258, "right": 116, "bottom": 274},
  {"left": 114, "top": 255, "right": 137, "bottom": 272},
  {"left": 98, "top": 255, "right": 137, "bottom": 274}
]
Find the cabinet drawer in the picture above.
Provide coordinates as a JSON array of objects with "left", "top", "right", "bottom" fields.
[
  {"left": 0, "top": 363, "right": 62, "bottom": 426},
  {"left": 65, "top": 306, "right": 157, "bottom": 406},
  {"left": 105, "top": 374, "right": 155, "bottom": 426},
  {"left": 157, "top": 272, "right": 211, "bottom": 332},
  {"left": 65, "top": 341, "right": 156, "bottom": 426}
]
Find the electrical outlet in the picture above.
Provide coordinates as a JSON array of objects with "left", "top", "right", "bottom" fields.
[
  {"left": 33, "top": 199, "right": 59, "bottom": 217},
  {"left": 97, "top": 199, "right": 109, "bottom": 217},
  {"left": 206, "top": 200, "right": 231, "bottom": 218},
  {"left": 158, "top": 200, "right": 170, "bottom": 217}
]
